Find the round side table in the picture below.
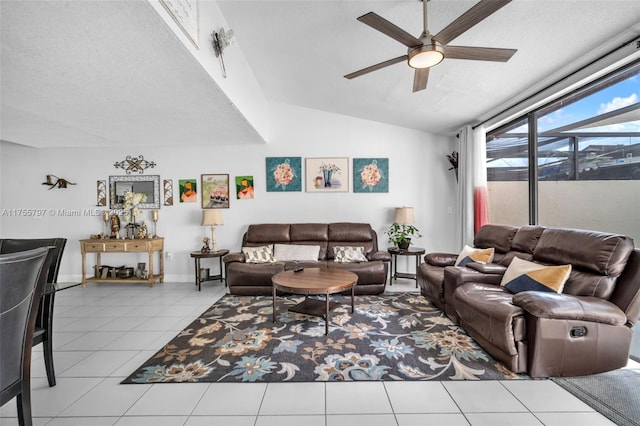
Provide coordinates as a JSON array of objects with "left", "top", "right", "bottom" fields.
[{"left": 190, "top": 249, "right": 229, "bottom": 291}]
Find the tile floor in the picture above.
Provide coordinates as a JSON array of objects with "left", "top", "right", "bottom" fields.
[{"left": 1, "top": 277, "right": 636, "bottom": 426}]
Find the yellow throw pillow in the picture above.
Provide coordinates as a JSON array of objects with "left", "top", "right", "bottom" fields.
[
  {"left": 454, "top": 245, "right": 495, "bottom": 267},
  {"left": 501, "top": 257, "right": 571, "bottom": 294}
]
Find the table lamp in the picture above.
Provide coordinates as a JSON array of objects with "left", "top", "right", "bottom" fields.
[
  {"left": 394, "top": 206, "right": 416, "bottom": 250},
  {"left": 201, "top": 210, "right": 223, "bottom": 251},
  {"left": 394, "top": 206, "right": 415, "bottom": 226}
]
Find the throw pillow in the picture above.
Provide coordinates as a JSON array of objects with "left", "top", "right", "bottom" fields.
[
  {"left": 501, "top": 257, "right": 571, "bottom": 294},
  {"left": 242, "top": 245, "right": 274, "bottom": 263},
  {"left": 273, "top": 244, "right": 320, "bottom": 262},
  {"left": 454, "top": 245, "right": 495, "bottom": 267},
  {"left": 333, "top": 246, "right": 368, "bottom": 263}
]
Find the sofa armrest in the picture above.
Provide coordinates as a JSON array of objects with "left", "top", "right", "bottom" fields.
[
  {"left": 512, "top": 292, "right": 627, "bottom": 326},
  {"left": 425, "top": 252, "right": 457, "bottom": 267},
  {"left": 223, "top": 252, "right": 246, "bottom": 264},
  {"left": 368, "top": 250, "right": 391, "bottom": 262},
  {"left": 466, "top": 262, "right": 507, "bottom": 275}
]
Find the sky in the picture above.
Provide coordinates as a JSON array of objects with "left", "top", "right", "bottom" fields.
[{"left": 537, "top": 74, "right": 640, "bottom": 134}]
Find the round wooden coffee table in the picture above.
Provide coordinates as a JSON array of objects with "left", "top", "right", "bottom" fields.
[{"left": 271, "top": 268, "right": 358, "bottom": 334}]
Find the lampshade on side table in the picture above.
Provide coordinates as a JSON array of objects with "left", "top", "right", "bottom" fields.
[{"left": 201, "top": 210, "right": 223, "bottom": 251}]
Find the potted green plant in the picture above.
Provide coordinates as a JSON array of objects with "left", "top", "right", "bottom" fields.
[{"left": 386, "top": 223, "right": 421, "bottom": 250}]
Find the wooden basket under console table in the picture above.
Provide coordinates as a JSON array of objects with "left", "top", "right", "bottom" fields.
[{"left": 80, "top": 238, "right": 164, "bottom": 287}]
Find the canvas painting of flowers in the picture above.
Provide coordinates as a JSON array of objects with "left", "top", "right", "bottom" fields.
[
  {"left": 266, "top": 157, "right": 301, "bottom": 192},
  {"left": 353, "top": 158, "right": 389, "bottom": 193},
  {"left": 305, "top": 157, "right": 349, "bottom": 192}
]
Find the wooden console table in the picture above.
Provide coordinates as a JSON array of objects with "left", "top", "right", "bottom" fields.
[{"left": 80, "top": 238, "right": 164, "bottom": 287}]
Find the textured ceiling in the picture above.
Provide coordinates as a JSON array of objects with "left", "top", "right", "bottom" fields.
[
  {"left": 0, "top": 0, "right": 262, "bottom": 148},
  {"left": 2, "top": 0, "right": 640, "bottom": 149},
  {"left": 218, "top": 0, "right": 640, "bottom": 135}
]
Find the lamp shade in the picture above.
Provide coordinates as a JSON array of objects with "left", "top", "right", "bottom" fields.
[
  {"left": 394, "top": 207, "right": 415, "bottom": 225},
  {"left": 201, "top": 209, "right": 224, "bottom": 226}
]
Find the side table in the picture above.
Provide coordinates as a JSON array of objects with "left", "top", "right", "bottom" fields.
[
  {"left": 388, "top": 246, "right": 426, "bottom": 288},
  {"left": 190, "top": 250, "right": 229, "bottom": 291}
]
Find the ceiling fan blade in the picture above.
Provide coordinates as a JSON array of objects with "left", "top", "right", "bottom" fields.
[
  {"left": 445, "top": 45, "right": 517, "bottom": 62},
  {"left": 433, "top": 0, "right": 512, "bottom": 46},
  {"left": 413, "top": 68, "right": 429, "bottom": 92},
  {"left": 344, "top": 55, "right": 407, "bottom": 79},
  {"left": 358, "top": 12, "right": 423, "bottom": 48}
]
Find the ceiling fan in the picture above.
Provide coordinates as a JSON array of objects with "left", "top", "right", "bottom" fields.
[{"left": 344, "top": 0, "right": 517, "bottom": 92}]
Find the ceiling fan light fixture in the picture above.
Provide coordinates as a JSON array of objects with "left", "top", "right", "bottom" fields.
[{"left": 408, "top": 43, "right": 444, "bottom": 69}]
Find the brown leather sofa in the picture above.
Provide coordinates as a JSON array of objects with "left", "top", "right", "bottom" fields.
[
  {"left": 224, "top": 223, "right": 391, "bottom": 295},
  {"left": 418, "top": 224, "right": 640, "bottom": 377}
]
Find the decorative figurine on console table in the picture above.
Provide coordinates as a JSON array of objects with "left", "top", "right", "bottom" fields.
[
  {"left": 201, "top": 236, "right": 211, "bottom": 253},
  {"left": 138, "top": 221, "right": 148, "bottom": 239},
  {"left": 110, "top": 214, "right": 121, "bottom": 239}
]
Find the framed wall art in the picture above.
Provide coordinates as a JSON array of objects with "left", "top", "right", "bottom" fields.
[
  {"left": 163, "top": 179, "right": 174, "bottom": 206},
  {"left": 305, "top": 157, "right": 349, "bottom": 192},
  {"left": 179, "top": 179, "right": 197, "bottom": 203},
  {"left": 96, "top": 180, "right": 106, "bottom": 206},
  {"left": 353, "top": 158, "right": 389, "bottom": 193},
  {"left": 201, "top": 174, "right": 230, "bottom": 208},
  {"left": 235, "top": 176, "right": 254, "bottom": 199},
  {"left": 266, "top": 157, "right": 301, "bottom": 192},
  {"left": 109, "top": 175, "right": 160, "bottom": 209}
]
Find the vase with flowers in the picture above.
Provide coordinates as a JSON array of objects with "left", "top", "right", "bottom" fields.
[
  {"left": 319, "top": 162, "right": 341, "bottom": 187},
  {"left": 123, "top": 191, "right": 147, "bottom": 238}
]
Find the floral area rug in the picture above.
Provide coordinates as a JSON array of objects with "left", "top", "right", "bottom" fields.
[{"left": 122, "top": 292, "right": 527, "bottom": 383}]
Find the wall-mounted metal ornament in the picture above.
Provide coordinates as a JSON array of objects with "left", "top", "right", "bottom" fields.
[
  {"left": 96, "top": 180, "right": 107, "bottom": 206},
  {"left": 113, "top": 155, "right": 156, "bottom": 174},
  {"left": 42, "top": 175, "right": 76, "bottom": 189},
  {"left": 163, "top": 179, "right": 174, "bottom": 206}
]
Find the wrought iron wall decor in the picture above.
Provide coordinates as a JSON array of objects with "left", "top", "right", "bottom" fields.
[
  {"left": 96, "top": 180, "right": 107, "bottom": 206},
  {"left": 163, "top": 179, "right": 174, "bottom": 206},
  {"left": 446, "top": 151, "right": 459, "bottom": 182},
  {"left": 113, "top": 155, "right": 157, "bottom": 174},
  {"left": 42, "top": 174, "right": 76, "bottom": 189}
]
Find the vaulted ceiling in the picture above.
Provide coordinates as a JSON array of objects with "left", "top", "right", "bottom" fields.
[{"left": 2, "top": 0, "right": 640, "bottom": 148}]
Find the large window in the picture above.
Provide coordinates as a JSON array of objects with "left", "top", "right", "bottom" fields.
[{"left": 486, "top": 61, "right": 640, "bottom": 242}]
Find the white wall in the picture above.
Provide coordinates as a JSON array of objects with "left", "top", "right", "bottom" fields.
[{"left": 0, "top": 101, "right": 458, "bottom": 282}]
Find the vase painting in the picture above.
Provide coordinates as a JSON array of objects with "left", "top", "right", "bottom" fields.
[{"left": 305, "top": 157, "right": 349, "bottom": 192}]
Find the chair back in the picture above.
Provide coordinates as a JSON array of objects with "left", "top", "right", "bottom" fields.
[
  {"left": 0, "top": 238, "right": 66, "bottom": 284},
  {"left": 0, "top": 247, "right": 50, "bottom": 409}
]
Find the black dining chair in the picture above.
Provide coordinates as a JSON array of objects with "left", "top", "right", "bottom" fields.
[
  {"left": 0, "top": 247, "right": 52, "bottom": 426},
  {"left": 0, "top": 238, "right": 67, "bottom": 387}
]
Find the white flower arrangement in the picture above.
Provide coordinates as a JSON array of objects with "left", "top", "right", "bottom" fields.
[
  {"left": 319, "top": 163, "right": 341, "bottom": 174},
  {"left": 123, "top": 191, "right": 147, "bottom": 222}
]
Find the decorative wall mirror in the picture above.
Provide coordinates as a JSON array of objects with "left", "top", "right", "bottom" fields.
[{"left": 109, "top": 175, "right": 161, "bottom": 209}]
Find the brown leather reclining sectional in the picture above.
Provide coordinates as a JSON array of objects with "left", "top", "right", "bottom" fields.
[
  {"left": 418, "top": 224, "right": 640, "bottom": 377},
  {"left": 224, "top": 223, "right": 391, "bottom": 295}
]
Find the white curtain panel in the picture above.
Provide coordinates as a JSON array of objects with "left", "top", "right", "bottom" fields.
[{"left": 456, "top": 125, "right": 488, "bottom": 248}]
